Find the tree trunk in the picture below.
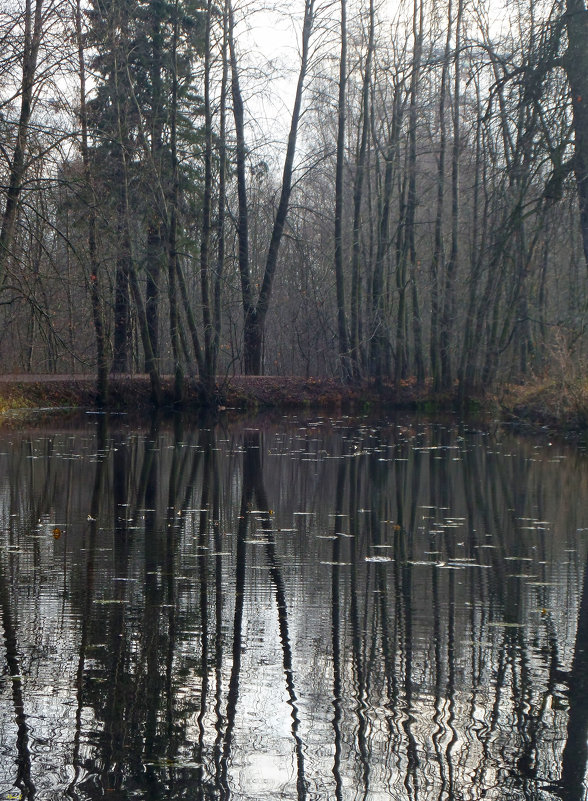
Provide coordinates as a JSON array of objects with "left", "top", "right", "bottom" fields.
[
  {"left": 243, "top": 310, "right": 262, "bottom": 375},
  {"left": 145, "top": 223, "right": 162, "bottom": 370},
  {"left": 350, "top": 0, "right": 374, "bottom": 379},
  {"left": 334, "top": 0, "right": 351, "bottom": 380},
  {"left": 200, "top": 0, "right": 214, "bottom": 390},
  {"left": 371, "top": 95, "right": 402, "bottom": 383},
  {"left": 565, "top": 0, "right": 588, "bottom": 270},
  {"left": 112, "top": 202, "right": 132, "bottom": 374},
  {"left": 227, "top": 0, "right": 254, "bottom": 371},
  {"left": 176, "top": 257, "right": 205, "bottom": 376},
  {"left": 168, "top": 0, "right": 183, "bottom": 403},
  {"left": 212, "top": 1, "right": 229, "bottom": 382},
  {"left": 407, "top": 0, "right": 425, "bottom": 386},
  {"left": 144, "top": 0, "right": 165, "bottom": 372},
  {"left": 430, "top": 0, "right": 452, "bottom": 391},
  {"left": 0, "top": 0, "right": 44, "bottom": 287},
  {"left": 113, "top": 45, "right": 161, "bottom": 404},
  {"left": 395, "top": 172, "right": 408, "bottom": 385},
  {"left": 75, "top": 0, "right": 108, "bottom": 404},
  {"left": 439, "top": 0, "right": 463, "bottom": 390},
  {"left": 458, "top": 98, "right": 486, "bottom": 402}
]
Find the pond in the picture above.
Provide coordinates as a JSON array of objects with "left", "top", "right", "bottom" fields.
[{"left": 0, "top": 412, "right": 587, "bottom": 800}]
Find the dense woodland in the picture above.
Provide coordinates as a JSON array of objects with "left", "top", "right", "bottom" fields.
[{"left": 0, "top": 0, "right": 587, "bottom": 404}]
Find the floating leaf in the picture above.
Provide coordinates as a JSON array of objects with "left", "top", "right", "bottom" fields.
[
  {"left": 94, "top": 599, "right": 129, "bottom": 605},
  {"left": 487, "top": 621, "right": 525, "bottom": 628}
]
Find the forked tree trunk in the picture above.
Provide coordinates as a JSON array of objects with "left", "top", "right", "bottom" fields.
[{"left": 229, "top": 0, "right": 315, "bottom": 375}]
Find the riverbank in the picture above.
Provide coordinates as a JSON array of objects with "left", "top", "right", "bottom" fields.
[
  {"left": 0, "top": 373, "right": 431, "bottom": 414},
  {"left": 496, "top": 378, "right": 588, "bottom": 436},
  {"left": 0, "top": 373, "right": 586, "bottom": 436}
]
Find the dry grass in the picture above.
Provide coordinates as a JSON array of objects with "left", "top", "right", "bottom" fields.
[
  {"left": 0, "top": 372, "right": 586, "bottom": 434},
  {"left": 496, "top": 377, "right": 588, "bottom": 432},
  {"left": 0, "top": 390, "right": 34, "bottom": 414}
]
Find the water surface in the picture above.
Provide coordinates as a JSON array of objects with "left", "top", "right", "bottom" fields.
[{"left": 0, "top": 413, "right": 587, "bottom": 800}]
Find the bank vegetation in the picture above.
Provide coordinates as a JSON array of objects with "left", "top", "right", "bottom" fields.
[{"left": 0, "top": 0, "right": 587, "bottom": 418}]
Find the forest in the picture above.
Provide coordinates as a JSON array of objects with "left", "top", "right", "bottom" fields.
[{"left": 0, "top": 0, "right": 587, "bottom": 405}]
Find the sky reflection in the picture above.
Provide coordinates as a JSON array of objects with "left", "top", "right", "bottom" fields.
[{"left": 0, "top": 414, "right": 587, "bottom": 800}]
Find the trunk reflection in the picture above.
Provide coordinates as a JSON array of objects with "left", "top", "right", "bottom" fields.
[{"left": 0, "top": 416, "right": 586, "bottom": 800}]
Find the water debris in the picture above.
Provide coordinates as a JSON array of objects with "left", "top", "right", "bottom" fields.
[
  {"left": 145, "top": 758, "right": 202, "bottom": 768},
  {"left": 487, "top": 621, "right": 525, "bottom": 628},
  {"left": 365, "top": 556, "right": 394, "bottom": 563},
  {"left": 527, "top": 581, "right": 557, "bottom": 586},
  {"left": 508, "top": 574, "right": 537, "bottom": 579},
  {"left": 93, "top": 599, "right": 129, "bottom": 604}
]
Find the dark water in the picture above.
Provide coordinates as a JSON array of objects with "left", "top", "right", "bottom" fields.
[{"left": 1, "top": 413, "right": 587, "bottom": 801}]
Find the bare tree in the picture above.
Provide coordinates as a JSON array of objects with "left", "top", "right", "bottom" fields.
[
  {"left": 229, "top": 0, "right": 315, "bottom": 375},
  {"left": 0, "top": 0, "right": 44, "bottom": 286},
  {"left": 75, "top": 0, "right": 108, "bottom": 404},
  {"left": 334, "top": 0, "right": 351, "bottom": 379},
  {"left": 565, "top": 0, "right": 588, "bottom": 269}
]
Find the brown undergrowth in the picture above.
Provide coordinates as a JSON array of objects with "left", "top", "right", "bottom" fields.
[
  {"left": 0, "top": 373, "right": 586, "bottom": 436},
  {"left": 495, "top": 377, "right": 588, "bottom": 433},
  {"left": 0, "top": 374, "right": 432, "bottom": 416}
]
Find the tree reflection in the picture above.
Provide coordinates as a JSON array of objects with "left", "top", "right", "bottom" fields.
[
  {"left": 558, "top": 548, "right": 588, "bottom": 800},
  {"left": 0, "top": 418, "right": 588, "bottom": 799},
  {"left": 221, "top": 431, "right": 308, "bottom": 799},
  {"left": 68, "top": 413, "right": 108, "bottom": 800},
  {"left": 220, "top": 432, "right": 252, "bottom": 800},
  {"left": 330, "top": 458, "right": 346, "bottom": 801},
  {"left": 0, "top": 559, "right": 35, "bottom": 797}
]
